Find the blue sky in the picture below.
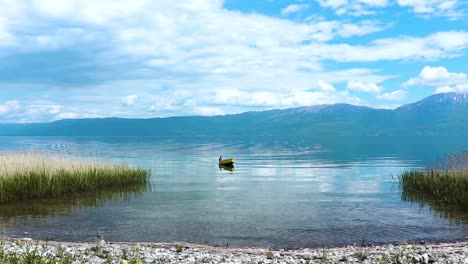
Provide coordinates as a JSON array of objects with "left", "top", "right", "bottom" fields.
[{"left": 0, "top": 0, "right": 467, "bottom": 122}]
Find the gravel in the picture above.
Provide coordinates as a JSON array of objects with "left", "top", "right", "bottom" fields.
[{"left": 1, "top": 237, "right": 467, "bottom": 263}]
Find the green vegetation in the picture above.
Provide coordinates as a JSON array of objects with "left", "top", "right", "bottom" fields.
[
  {"left": 399, "top": 169, "right": 468, "bottom": 209},
  {"left": 354, "top": 249, "right": 368, "bottom": 261},
  {"left": 175, "top": 244, "right": 183, "bottom": 253},
  {"left": 0, "top": 152, "right": 149, "bottom": 203}
]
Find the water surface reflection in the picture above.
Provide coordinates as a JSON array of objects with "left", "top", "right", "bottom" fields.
[{"left": 0, "top": 136, "right": 467, "bottom": 247}]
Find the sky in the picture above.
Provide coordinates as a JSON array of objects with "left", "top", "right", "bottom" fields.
[{"left": 0, "top": 0, "right": 467, "bottom": 123}]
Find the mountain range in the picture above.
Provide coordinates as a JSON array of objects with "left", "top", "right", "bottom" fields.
[{"left": 1, "top": 92, "right": 468, "bottom": 137}]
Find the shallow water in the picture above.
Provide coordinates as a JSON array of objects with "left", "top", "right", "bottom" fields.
[{"left": 1, "top": 136, "right": 467, "bottom": 248}]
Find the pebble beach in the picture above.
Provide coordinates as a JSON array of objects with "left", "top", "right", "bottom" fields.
[{"left": 1, "top": 237, "right": 467, "bottom": 263}]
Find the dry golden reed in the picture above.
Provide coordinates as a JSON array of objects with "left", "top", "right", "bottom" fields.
[{"left": 0, "top": 151, "right": 149, "bottom": 203}]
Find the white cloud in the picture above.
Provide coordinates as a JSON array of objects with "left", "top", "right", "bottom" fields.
[
  {"left": 3, "top": 1, "right": 464, "bottom": 66},
  {"left": 31, "top": 0, "right": 151, "bottom": 25},
  {"left": 194, "top": 106, "right": 224, "bottom": 116},
  {"left": 56, "top": 112, "right": 80, "bottom": 119},
  {"left": 434, "top": 84, "right": 468, "bottom": 94},
  {"left": 396, "top": 0, "right": 462, "bottom": 19},
  {"left": 456, "top": 83, "right": 468, "bottom": 92},
  {"left": 358, "top": 0, "right": 388, "bottom": 5},
  {"left": 317, "top": 80, "right": 336, "bottom": 92},
  {"left": 0, "top": 100, "right": 21, "bottom": 114},
  {"left": 0, "top": 99, "right": 72, "bottom": 122},
  {"left": 317, "top": 0, "right": 388, "bottom": 16},
  {"left": 48, "top": 105, "right": 62, "bottom": 114},
  {"left": 434, "top": 86, "right": 456, "bottom": 93},
  {"left": 280, "top": 90, "right": 365, "bottom": 106},
  {"left": 281, "top": 4, "right": 309, "bottom": 16},
  {"left": 122, "top": 95, "right": 138, "bottom": 106},
  {"left": 317, "top": 0, "right": 349, "bottom": 9},
  {"left": 0, "top": 1, "right": 467, "bottom": 122},
  {"left": 404, "top": 66, "right": 468, "bottom": 93},
  {"left": 213, "top": 88, "right": 363, "bottom": 108},
  {"left": 346, "top": 80, "right": 383, "bottom": 93},
  {"left": 214, "top": 89, "right": 279, "bottom": 107},
  {"left": 405, "top": 66, "right": 466, "bottom": 87},
  {"left": 318, "top": 0, "right": 462, "bottom": 18},
  {"left": 376, "top": 90, "right": 407, "bottom": 101},
  {"left": 0, "top": 18, "right": 14, "bottom": 46},
  {"left": 308, "top": 31, "right": 468, "bottom": 62},
  {"left": 13, "top": 102, "right": 65, "bottom": 122}
]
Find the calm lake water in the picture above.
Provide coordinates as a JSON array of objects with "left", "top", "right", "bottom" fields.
[{"left": 1, "top": 136, "right": 467, "bottom": 248}]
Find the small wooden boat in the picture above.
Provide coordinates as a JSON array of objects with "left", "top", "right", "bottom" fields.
[{"left": 219, "top": 158, "right": 235, "bottom": 165}]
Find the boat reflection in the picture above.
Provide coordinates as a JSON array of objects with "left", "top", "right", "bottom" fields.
[{"left": 219, "top": 164, "right": 235, "bottom": 172}]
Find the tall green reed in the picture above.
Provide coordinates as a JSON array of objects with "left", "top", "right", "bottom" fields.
[{"left": 398, "top": 169, "right": 468, "bottom": 209}]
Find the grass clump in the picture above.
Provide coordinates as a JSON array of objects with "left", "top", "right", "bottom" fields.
[
  {"left": 399, "top": 169, "right": 468, "bottom": 209},
  {"left": 175, "top": 244, "right": 183, "bottom": 253},
  {"left": 0, "top": 151, "right": 150, "bottom": 204}
]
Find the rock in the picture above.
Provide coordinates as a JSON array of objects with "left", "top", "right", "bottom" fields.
[
  {"left": 99, "top": 239, "right": 106, "bottom": 247},
  {"left": 421, "top": 253, "right": 429, "bottom": 264}
]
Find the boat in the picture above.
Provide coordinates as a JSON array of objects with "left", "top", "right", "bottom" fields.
[{"left": 219, "top": 158, "right": 235, "bottom": 165}]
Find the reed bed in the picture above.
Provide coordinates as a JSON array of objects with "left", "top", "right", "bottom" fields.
[
  {"left": 398, "top": 169, "right": 468, "bottom": 209},
  {"left": 0, "top": 152, "right": 149, "bottom": 203}
]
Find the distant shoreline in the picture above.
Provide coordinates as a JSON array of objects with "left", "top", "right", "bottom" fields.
[{"left": 1, "top": 237, "right": 467, "bottom": 263}]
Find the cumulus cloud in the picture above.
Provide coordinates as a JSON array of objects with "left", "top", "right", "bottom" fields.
[
  {"left": 404, "top": 66, "right": 468, "bottom": 93},
  {"left": 404, "top": 66, "right": 466, "bottom": 87},
  {"left": 122, "top": 95, "right": 138, "bottom": 106},
  {"left": 376, "top": 90, "right": 407, "bottom": 101},
  {"left": 346, "top": 80, "right": 383, "bottom": 93},
  {"left": 281, "top": 4, "right": 309, "bottom": 16}
]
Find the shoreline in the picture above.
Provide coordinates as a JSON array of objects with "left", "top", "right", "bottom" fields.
[{"left": 1, "top": 237, "right": 467, "bottom": 263}]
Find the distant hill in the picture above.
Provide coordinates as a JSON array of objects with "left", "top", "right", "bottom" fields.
[{"left": 1, "top": 92, "right": 468, "bottom": 137}]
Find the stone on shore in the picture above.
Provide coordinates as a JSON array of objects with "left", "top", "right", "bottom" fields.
[{"left": 0, "top": 238, "right": 467, "bottom": 263}]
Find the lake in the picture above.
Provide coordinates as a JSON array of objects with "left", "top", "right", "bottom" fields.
[{"left": 0, "top": 136, "right": 467, "bottom": 248}]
